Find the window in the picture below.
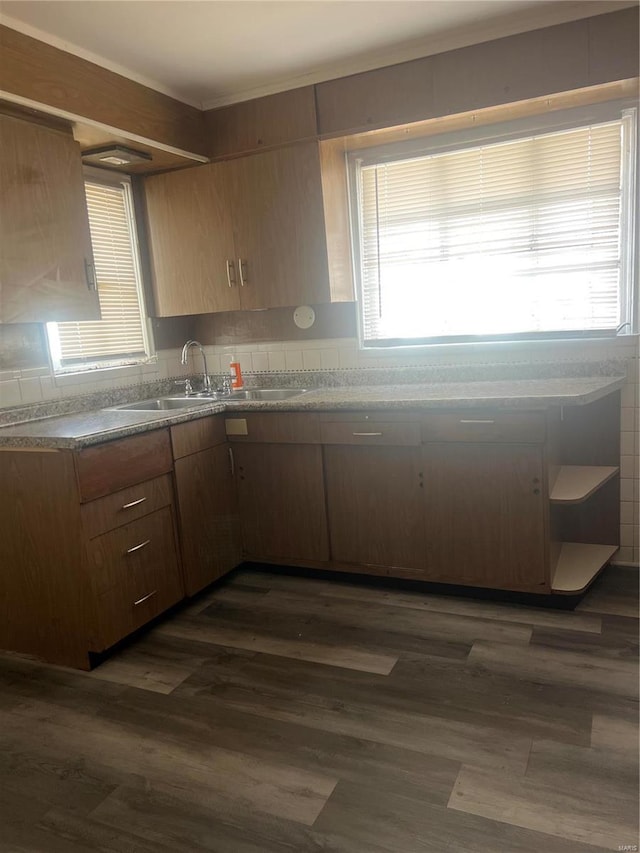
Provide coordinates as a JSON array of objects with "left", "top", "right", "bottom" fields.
[
  {"left": 350, "top": 104, "right": 637, "bottom": 349},
  {"left": 47, "top": 171, "right": 154, "bottom": 372}
]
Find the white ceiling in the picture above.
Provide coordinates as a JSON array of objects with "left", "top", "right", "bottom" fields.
[{"left": 0, "top": 1, "right": 634, "bottom": 109}]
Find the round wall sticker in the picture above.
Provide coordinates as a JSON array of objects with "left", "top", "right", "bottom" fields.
[{"left": 293, "top": 305, "right": 315, "bottom": 330}]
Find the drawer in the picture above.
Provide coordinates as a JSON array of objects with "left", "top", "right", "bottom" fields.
[
  {"left": 86, "top": 507, "right": 183, "bottom": 650},
  {"left": 320, "top": 421, "right": 421, "bottom": 446},
  {"left": 225, "top": 413, "right": 320, "bottom": 443},
  {"left": 171, "top": 415, "right": 226, "bottom": 459},
  {"left": 76, "top": 429, "right": 173, "bottom": 502},
  {"left": 81, "top": 474, "right": 173, "bottom": 539},
  {"left": 421, "top": 412, "right": 546, "bottom": 443},
  {"left": 86, "top": 506, "right": 180, "bottom": 595}
]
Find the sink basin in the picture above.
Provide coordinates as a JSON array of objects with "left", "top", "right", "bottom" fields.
[
  {"left": 110, "top": 396, "right": 216, "bottom": 412},
  {"left": 108, "top": 388, "right": 307, "bottom": 412},
  {"left": 225, "top": 388, "right": 307, "bottom": 401}
]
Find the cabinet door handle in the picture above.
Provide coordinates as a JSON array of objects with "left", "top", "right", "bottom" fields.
[
  {"left": 84, "top": 258, "right": 97, "bottom": 291},
  {"left": 459, "top": 419, "right": 495, "bottom": 424},
  {"left": 238, "top": 258, "right": 248, "bottom": 286},
  {"left": 126, "top": 539, "right": 150, "bottom": 555},
  {"left": 121, "top": 497, "right": 147, "bottom": 510},
  {"left": 228, "top": 446, "right": 235, "bottom": 477},
  {"left": 352, "top": 432, "right": 383, "bottom": 436},
  {"left": 133, "top": 590, "right": 157, "bottom": 607},
  {"left": 226, "top": 260, "right": 236, "bottom": 287}
]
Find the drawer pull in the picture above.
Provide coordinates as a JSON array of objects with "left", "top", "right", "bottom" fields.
[
  {"left": 126, "top": 539, "right": 151, "bottom": 555},
  {"left": 459, "top": 419, "right": 495, "bottom": 424},
  {"left": 121, "top": 497, "right": 147, "bottom": 510},
  {"left": 133, "top": 590, "right": 157, "bottom": 607},
  {"left": 352, "top": 432, "right": 383, "bottom": 437}
]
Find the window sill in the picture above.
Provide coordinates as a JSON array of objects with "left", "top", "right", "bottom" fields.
[
  {"left": 53, "top": 358, "right": 158, "bottom": 384},
  {"left": 357, "top": 333, "right": 639, "bottom": 359}
]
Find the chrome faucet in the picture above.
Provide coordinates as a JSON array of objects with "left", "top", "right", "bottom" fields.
[{"left": 180, "top": 340, "right": 212, "bottom": 394}]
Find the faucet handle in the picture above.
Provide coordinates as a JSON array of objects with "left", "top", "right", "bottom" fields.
[{"left": 174, "top": 379, "right": 193, "bottom": 396}]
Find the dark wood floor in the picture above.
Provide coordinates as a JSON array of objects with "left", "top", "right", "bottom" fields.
[{"left": 1, "top": 565, "right": 638, "bottom": 852}]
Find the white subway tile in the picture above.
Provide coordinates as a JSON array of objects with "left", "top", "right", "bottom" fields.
[
  {"left": 39, "top": 376, "right": 60, "bottom": 400},
  {"left": 620, "top": 455, "right": 637, "bottom": 479},
  {"left": 19, "top": 366, "right": 50, "bottom": 379},
  {"left": 251, "top": 352, "right": 269, "bottom": 372},
  {"left": 621, "top": 407, "right": 638, "bottom": 432},
  {"left": 615, "top": 546, "right": 634, "bottom": 563},
  {"left": 0, "top": 370, "right": 20, "bottom": 382},
  {"left": 620, "top": 478, "right": 634, "bottom": 502},
  {"left": 19, "top": 377, "right": 43, "bottom": 404},
  {"left": 206, "top": 353, "right": 222, "bottom": 375},
  {"left": 302, "top": 350, "right": 322, "bottom": 370},
  {"left": 236, "top": 353, "right": 252, "bottom": 373},
  {"left": 620, "top": 524, "right": 635, "bottom": 547},
  {"left": 621, "top": 383, "right": 637, "bottom": 407},
  {"left": 620, "top": 502, "right": 635, "bottom": 524},
  {"left": 621, "top": 431, "right": 636, "bottom": 455},
  {"left": 268, "top": 351, "right": 286, "bottom": 371},
  {"left": 284, "top": 350, "right": 303, "bottom": 371},
  {"left": 320, "top": 348, "right": 340, "bottom": 370},
  {"left": 338, "top": 348, "right": 357, "bottom": 368},
  {"left": 0, "top": 380, "right": 21, "bottom": 408}
]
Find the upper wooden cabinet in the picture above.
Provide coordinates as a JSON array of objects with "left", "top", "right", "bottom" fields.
[
  {"left": 203, "top": 87, "right": 317, "bottom": 159},
  {"left": 144, "top": 160, "right": 238, "bottom": 316},
  {"left": 144, "top": 141, "right": 352, "bottom": 316},
  {"left": 0, "top": 114, "right": 100, "bottom": 323}
]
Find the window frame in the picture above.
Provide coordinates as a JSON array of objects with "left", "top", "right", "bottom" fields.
[
  {"left": 47, "top": 167, "right": 155, "bottom": 375},
  {"left": 347, "top": 99, "right": 638, "bottom": 353}
]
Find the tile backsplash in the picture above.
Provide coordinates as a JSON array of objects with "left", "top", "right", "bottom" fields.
[{"left": 0, "top": 332, "right": 637, "bottom": 566}]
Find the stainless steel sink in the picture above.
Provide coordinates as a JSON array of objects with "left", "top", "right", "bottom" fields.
[
  {"left": 110, "top": 397, "right": 216, "bottom": 412},
  {"left": 108, "top": 388, "right": 307, "bottom": 412},
  {"left": 225, "top": 388, "right": 307, "bottom": 401}
]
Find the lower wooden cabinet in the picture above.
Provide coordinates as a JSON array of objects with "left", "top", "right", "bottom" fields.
[
  {"left": 324, "top": 444, "right": 425, "bottom": 572},
  {"left": 171, "top": 416, "right": 242, "bottom": 596},
  {"left": 0, "top": 395, "right": 620, "bottom": 670},
  {"left": 234, "top": 442, "right": 329, "bottom": 562},
  {"left": 422, "top": 442, "right": 548, "bottom": 592},
  {"left": 0, "top": 430, "right": 184, "bottom": 669},
  {"left": 173, "top": 443, "right": 242, "bottom": 596}
]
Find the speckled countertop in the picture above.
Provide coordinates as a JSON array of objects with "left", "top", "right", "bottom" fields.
[
  {"left": 0, "top": 375, "right": 624, "bottom": 449},
  {"left": 279, "top": 377, "right": 625, "bottom": 410}
]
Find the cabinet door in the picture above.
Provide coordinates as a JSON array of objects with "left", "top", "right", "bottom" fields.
[
  {"left": 324, "top": 445, "right": 425, "bottom": 570},
  {"left": 231, "top": 143, "right": 331, "bottom": 309},
  {"left": 422, "top": 443, "right": 547, "bottom": 592},
  {"left": 174, "top": 443, "right": 242, "bottom": 596},
  {"left": 144, "top": 161, "right": 240, "bottom": 316},
  {"left": 234, "top": 443, "right": 329, "bottom": 562},
  {"left": 0, "top": 114, "right": 100, "bottom": 323}
]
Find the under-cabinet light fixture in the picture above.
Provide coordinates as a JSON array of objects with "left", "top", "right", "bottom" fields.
[{"left": 81, "top": 145, "right": 152, "bottom": 166}]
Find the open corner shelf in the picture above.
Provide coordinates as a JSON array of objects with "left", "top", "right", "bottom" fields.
[
  {"left": 549, "top": 465, "right": 619, "bottom": 504},
  {"left": 551, "top": 542, "right": 618, "bottom": 595}
]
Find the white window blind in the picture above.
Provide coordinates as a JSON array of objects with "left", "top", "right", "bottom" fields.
[
  {"left": 53, "top": 178, "right": 150, "bottom": 367},
  {"left": 356, "top": 112, "right": 635, "bottom": 347}
]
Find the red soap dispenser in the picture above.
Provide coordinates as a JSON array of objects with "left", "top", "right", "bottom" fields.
[{"left": 229, "top": 355, "right": 243, "bottom": 389}]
